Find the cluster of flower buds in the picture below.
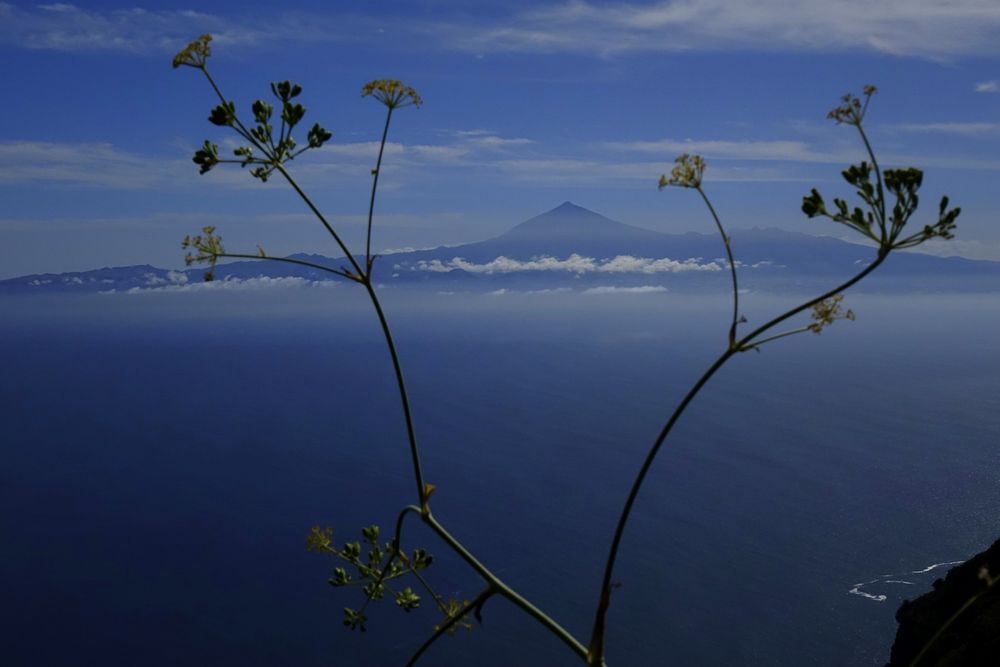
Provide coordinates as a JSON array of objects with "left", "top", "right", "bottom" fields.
[
  {"left": 827, "top": 84, "right": 877, "bottom": 125},
  {"left": 659, "top": 153, "right": 706, "bottom": 189},
  {"left": 181, "top": 226, "right": 224, "bottom": 281}
]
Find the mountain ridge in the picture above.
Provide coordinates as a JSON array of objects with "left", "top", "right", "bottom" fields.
[{"left": 3, "top": 202, "right": 998, "bottom": 293}]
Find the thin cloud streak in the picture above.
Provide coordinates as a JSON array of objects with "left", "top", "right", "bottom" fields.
[
  {"left": 407, "top": 254, "right": 722, "bottom": 274},
  {"left": 0, "top": 2, "right": 360, "bottom": 53},
  {"left": 0, "top": 141, "right": 186, "bottom": 188},
  {"left": 891, "top": 122, "right": 1000, "bottom": 136},
  {"left": 604, "top": 138, "right": 824, "bottom": 162},
  {"left": 431, "top": 0, "right": 1000, "bottom": 58},
  {"left": 3, "top": 2, "right": 999, "bottom": 59}
]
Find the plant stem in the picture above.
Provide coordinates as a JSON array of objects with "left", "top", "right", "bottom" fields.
[
  {"left": 696, "top": 186, "right": 740, "bottom": 347},
  {"left": 588, "top": 253, "right": 887, "bottom": 664},
  {"left": 366, "top": 107, "right": 393, "bottom": 271},
  {"left": 363, "top": 281, "right": 427, "bottom": 502},
  {"left": 276, "top": 165, "right": 366, "bottom": 279},
  {"left": 421, "top": 510, "right": 592, "bottom": 662},
  {"left": 214, "top": 253, "right": 357, "bottom": 281},
  {"left": 263, "top": 91, "right": 599, "bottom": 667},
  {"left": 588, "top": 347, "right": 734, "bottom": 663},
  {"left": 855, "top": 122, "right": 887, "bottom": 238},
  {"left": 200, "top": 67, "right": 272, "bottom": 158},
  {"left": 391, "top": 505, "right": 448, "bottom": 614},
  {"left": 737, "top": 326, "right": 812, "bottom": 352},
  {"left": 737, "top": 254, "right": 884, "bottom": 348}
]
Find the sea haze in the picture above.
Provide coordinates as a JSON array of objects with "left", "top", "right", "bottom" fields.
[{"left": 2, "top": 287, "right": 999, "bottom": 666}]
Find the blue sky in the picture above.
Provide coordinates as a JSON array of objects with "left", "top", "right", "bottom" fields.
[{"left": 1, "top": 0, "right": 999, "bottom": 277}]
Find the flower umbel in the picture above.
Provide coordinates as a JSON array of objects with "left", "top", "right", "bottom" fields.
[
  {"left": 828, "top": 84, "right": 877, "bottom": 125},
  {"left": 808, "top": 294, "right": 855, "bottom": 333},
  {"left": 172, "top": 34, "right": 212, "bottom": 69},
  {"left": 361, "top": 79, "right": 422, "bottom": 109},
  {"left": 659, "top": 153, "right": 706, "bottom": 189},
  {"left": 435, "top": 598, "right": 475, "bottom": 635},
  {"left": 181, "top": 225, "right": 224, "bottom": 281}
]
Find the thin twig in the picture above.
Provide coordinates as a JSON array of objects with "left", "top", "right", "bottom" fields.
[
  {"left": 214, "top": 253, "right": 358, "bottom": 281},
  {"left": 366, "top": 107, "right": 393, "bottom": 271},
  {"left": 363, "top": 280, "right": 427, "bottom": 502},
  {"left": 696, "top": 186, "right": 740, "bottom": 347}
]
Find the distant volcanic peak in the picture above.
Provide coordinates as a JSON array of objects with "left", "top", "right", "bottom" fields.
[
  {"left": 503, "top": 201, "right": 653, "bottom": 240},
  {"left": 553, "top": 200, "right": 586, "bottom": 212}
]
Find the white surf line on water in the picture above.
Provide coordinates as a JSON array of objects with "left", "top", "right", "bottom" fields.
[
  {"left": 848, "top": 560, "right": 966, "bottom": 603},
  {"left": 910, "top": 560, "right": 964, "bottom": 575}
]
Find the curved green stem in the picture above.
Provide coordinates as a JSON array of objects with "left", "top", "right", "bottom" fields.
[
  {"left": 736, "top": 253, "right": 885, "bottom": 348},
  {"left": 696, "top": 186, "right": 740, "bottom": 347},
  {"left": 366, "top": 107, "right": 393, "bottom": 271},
  {"left": 421, "top": 510, "right": 591, "bottom": 663},
  {"left": 855, "top": 123, "right": 887, "bottom": 238},
  {"left": 214, "top": 252, "right": 358, "bottom": 281},
  {"left": 588, "top": 252, "right": 888, "bottom": 664},
  {"left": 363, "top": 280, "right": 426, "bottom": 502},
  {"left": 737, "top": 326, "right": 812, "bottom": 352}
]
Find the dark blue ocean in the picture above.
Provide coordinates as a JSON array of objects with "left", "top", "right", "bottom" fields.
[{"left": 2, "top": 286, "right": 999, "bottom": 666}]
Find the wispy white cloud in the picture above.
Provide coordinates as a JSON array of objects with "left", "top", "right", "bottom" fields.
[
  {"left": 605, "top": 138, "right": 823, "bottom": 161},
  {"left": 582, "top": 285, "right": 668, "bottom": 294},
  {"left": 492, "top": 157, "right": 810, "bottom": 184},
  {"left": 405, "top": 253, "right": 722, "bottom": 274},
  {"left": 431, "top": 0, "right": 1000, "bottom": 58},
  {"left": 7, "top": 129, "right": 999, "bottom": 195},
  {"left": 891, "top": 122, "right": 1000, "bottom": 135},
  {"left": 0, "top": 2, "right": 360, "bottom": 53},
  {"left": 123, "top": 275, "right": 338, "bottom": 293},
  {"left": 0, "top": 140, "right": 189, "bottom": 188},
  {"left": 975, "top": 80, "right": 999, "bottom": 93},
  {"left": 904, "top": 238, "right": 1000, "bottom": 261},
  {"left": 0, "top": 3, "right": 234, "bottom": 53},
  {"left": 467, "top": 135, "right": 535, "bottom": 149},
  {"left": 7, "top": 2, "right": 997, "bottom": 59}
]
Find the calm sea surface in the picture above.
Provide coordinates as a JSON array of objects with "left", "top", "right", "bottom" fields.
[{"left": 2, "top": 287, "right": 999, "bottom": 666}]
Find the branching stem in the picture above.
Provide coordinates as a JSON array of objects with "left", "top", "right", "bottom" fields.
[
  {"left": 588, "top": 249, "right": 888, "bottom": 665},
  {"left": 276, "top": 166, "right": 365, "bottom": 278}
]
